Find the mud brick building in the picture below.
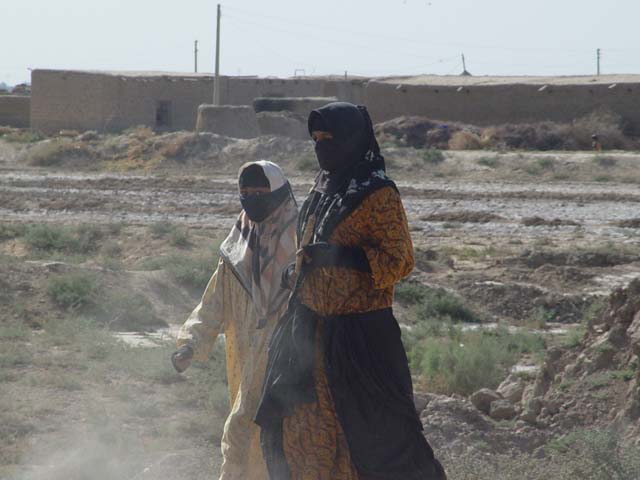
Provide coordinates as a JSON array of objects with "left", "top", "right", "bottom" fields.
[
  {"left": 366, "top": 75, "right": 640, "bottom": 134},
  {"left": 29, "top": 69, "right": 640, "bottom": 135},
  {"left": 0, "top": 95, "right": 31, "bottom": 128},
  {"left": 30, "top": 70, "right": 366, "bottom": 134}
]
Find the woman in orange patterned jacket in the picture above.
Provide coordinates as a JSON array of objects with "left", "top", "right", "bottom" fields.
[{"left": 255, "top": 102, "right": 446, "bottom": 480}]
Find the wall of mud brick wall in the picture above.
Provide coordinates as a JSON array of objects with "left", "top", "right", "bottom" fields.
[
  {"left": 31, "top": 71, "right": 117, "bottom": 134},
  {"left": 29, "top": 72, "right": 209, "bottom": 133},
  {"left": 365, "top": 81, "right": 640, "bottom": 133},
  {"left": 0, "top": 96, "right": 31, "bottom": 128},
  {"left": 110, "top": 76, "right": 213, "bottom": 132},
  {"left": 31, "top": 71, "right": 367, "bottom": 134},
  {"left": 31, "top": 70, "right": 215, "bottom": 134},
  {"left": 220, "top": 77, "right": 366, "bottom": 106}
]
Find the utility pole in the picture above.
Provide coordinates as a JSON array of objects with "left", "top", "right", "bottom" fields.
[
  {"left": 194, "top": 40, "right": 198, "bottom": 73},
  {"left": 461, "top": 53, "right": 471, "bottom": 76},
  {"left": 597, "top": 48, "right": 601, "bottom": 76},
  {"left": 214, "top": 4, "right": 222, "bottom": 105}
]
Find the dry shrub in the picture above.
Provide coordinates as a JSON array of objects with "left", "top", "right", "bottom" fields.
[
  {"left": 483, "top": 122, "right": 572, "bottom": 150},
  {"left": 570, "top": 111, "right": 629, "bottom": 150},
  {"left": 374, "top": 116, "right": 440, "bottom": 148},
  {"left": 157, "top": 133, "right": 197, "bottom": 158},
  {"left": 123, "top": 125, "right": 154, "bottom": 140},
  {"left": 26, "top": 139, "right": 95, "bottom": 166},
  {"left": 379, "top": 110, "right": 635, "bottom": 152},
  {"left": 156, "top": 132, "right": 218, "bottom": 161},
  {"left": 448, "top": 130, "right": 484, "bottom": 150},
  {"left": 374, "top": 116, "right": 479, "bottom": 149},
  {"left": 480, "top": 111, "right": 630, "bottom": 151}
]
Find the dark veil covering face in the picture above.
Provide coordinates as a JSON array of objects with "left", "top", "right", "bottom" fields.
[{"left": 308, "top": 102, "right": 386, "bottom": 195}]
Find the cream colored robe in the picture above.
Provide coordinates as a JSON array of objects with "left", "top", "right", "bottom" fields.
[{"left": 177, "top": 258, "right": 284, "bottom": 480}]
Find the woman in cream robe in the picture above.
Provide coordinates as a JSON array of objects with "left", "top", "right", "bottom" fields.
[{"left": 173, "top": 160, "right": 297, "bottom": 480}]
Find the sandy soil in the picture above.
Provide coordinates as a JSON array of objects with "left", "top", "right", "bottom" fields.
[{"left": 2, "top": 136, "right": 640, "bottom": 478}]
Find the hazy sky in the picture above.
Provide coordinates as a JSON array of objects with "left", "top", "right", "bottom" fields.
[{"left": 2, "top": 0, "right": 638, "bottom": 84}]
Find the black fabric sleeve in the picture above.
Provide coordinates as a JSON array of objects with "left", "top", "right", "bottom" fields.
[{"left": 303, "top": 243, "right": 371, "bottom": 273}]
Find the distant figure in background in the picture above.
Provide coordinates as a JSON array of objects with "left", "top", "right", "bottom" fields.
[
  {"left": 592, "top": 134, "right": 602, "bottom": 152},
  {"left": 256, "top": 103, "right": 446, "bottom": 480},
  {"left": 172, "top": 160, "right": 297, "bottom": 480}
]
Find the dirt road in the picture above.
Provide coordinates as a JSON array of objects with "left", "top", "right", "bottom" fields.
[{"left": 2, "top": 171, "right": 639, "bottom": 244}]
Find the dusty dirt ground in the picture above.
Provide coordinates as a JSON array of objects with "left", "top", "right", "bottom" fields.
[{"left": 1, "top": 132, "right": 640, "bottom": 479}]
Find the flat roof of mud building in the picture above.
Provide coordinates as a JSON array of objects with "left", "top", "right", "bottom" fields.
[
  {"left": 377, "top": 74, "right": 640, "bottom": 86},
  {"left": 33, "top": 69, "right": 215, "bottom": 80},
  {"left": 32, "top": 69, "right": 370, "bottom": 81}
]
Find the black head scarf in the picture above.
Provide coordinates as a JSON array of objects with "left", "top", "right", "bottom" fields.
[{"left": 308, "top": 102, "right": 385, "bottom": 195}]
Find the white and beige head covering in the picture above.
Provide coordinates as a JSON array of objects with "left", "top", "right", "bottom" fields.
[{"left": 219, "top": 160, "right": 298, "bottom": 328}]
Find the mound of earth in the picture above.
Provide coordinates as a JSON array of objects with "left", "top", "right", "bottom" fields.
[
  {"left": 0, "top": 260, "right": 197, "bottom": 331},
  {"left": 521, "top": 216, "right": 580, "bottom": 227},
  {"left": 374, "top": 116, "right": 477, "bottom": 149},
  {"left": 14, "top": 129, "right": 314, "bottom": 174},
  {"left": 421, "top": 211, "right": 505, "bottom": 224},
  {"left": 456, "top": 276, "right": 594, "bottom": 323},
  {"left": 418, "top": 278, "right": 640, "bottom": 456},
  {"left": 615, "top": 218, "right": 640, "bottom": 228},
  {"left": 522, "top": 250, "right": 639, "bottom": 269}
]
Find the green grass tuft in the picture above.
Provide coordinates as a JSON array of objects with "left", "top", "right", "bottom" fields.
[
  {"left": 47, "top": 272, "right": 98, "bottom": 310},
  {"left": 421, "top": 148, "right": 446, "bottom": 164}
]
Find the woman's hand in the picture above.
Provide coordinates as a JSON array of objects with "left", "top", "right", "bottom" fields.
[
  {"left": 281, "top": 263, "right": 298, "bottom": 290},
  {"left": 171, "top": 345, "right": 194, "bottom": 373}
]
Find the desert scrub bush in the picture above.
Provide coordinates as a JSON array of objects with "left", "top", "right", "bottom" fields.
[
  {"left": 395, "top": 281, "right": 480, "bottom": 323},
  {"left": 0, "top": 222, "right": 26, "bottom": 241},
  {"left": 148, "top": 221, "right": 176, "bottom": 238},
  {"left": 562, "top": 326, "right": 586, "bottom": 348},
  {"left": 137, "top": 254, "right": 215, "bottom": 291},
  {"left": 169, "top": 227, "right": 190, "bottom": 247},
  {"left": 2, "top": 130, "right": 45, "bottom": 143},
  {"left": 395, "top": 281, "right": 479, "bottom": 323},
  {"left": 448, "top": 130, "right": 483, "bottom": 150},
  {"left": 543, "top": 429, "right": 640, "bottom": 480},
  {"left": 404, "top": 325, "right": 545, "bottom": 396},
  {"left": 97, "top": 291, "right": 162, "bottom": 331},
  {"left": 0, "top": 342, "right": 33, "bottom": 368},
  {"left": 394, "top": 281, "right": 430, "bottom": 305},
  {"left": 0, "top": 320, "right": 30, "bottom": 342},
  {"left": 593, "top": 155, "right": 617, "bottom": 168},
  {"left": 123, "top": 125, "right": 154, "bottom": 140},
  {"left": 75, "top": 224, "right": 105, "bottom": 253},
  {"left": 536, "top": 157, "right": 556, "bottom": 170},
  {"left": 24, "top": 223, "right": 104, "bottom": 254},
  {"left": 24, "top": 224, "right": 74, "bottom": 251},
  {"left": 439, "top": 434, "right": 640, "bottom": 480},
  {"left": 416, "top": 288, "right": 479, "bottom": 323},
  {"left": 571, "top": 111, "right": 630, "bottom": 150},
  {"left": 47, "top": 272, "right": 98, "bottom": 310},
  {"left": 477, "top": 156, "right": 500, "bottom": 168},
  {"left": 610, "top": 369, "right": 635, "bottom": 382},
  {"left": 25, "top": 138, "right": 94, "bottom": 166},
  {"left": 421, "top": 148, "right": 446, "bottom": 164},
  {"left": 594, "top": 174, "right": 611, "bottom": 182},
  {"left": 105, "top": 222, "right": 125, "bottom": 235},
  {"left": 101, "top": 240, "right": 122, "bottom": 258}
]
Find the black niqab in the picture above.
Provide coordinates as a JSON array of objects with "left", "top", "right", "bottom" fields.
[{"left": 308, "top": 102, "right": 385, "bottom": 195}]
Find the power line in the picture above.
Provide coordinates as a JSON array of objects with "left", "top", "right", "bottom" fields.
[
  {"left": 222, "top": 4, "right": 607, "bottom": 54},
  {"left": 224, "top": 14, "right": 454, "bottom": 62}
]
